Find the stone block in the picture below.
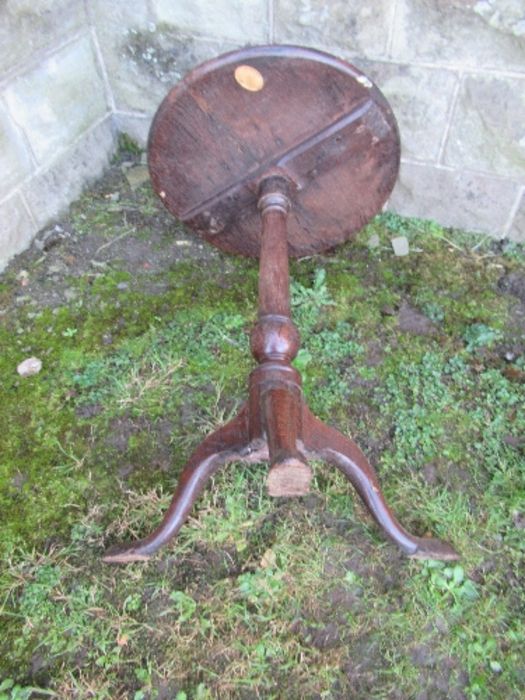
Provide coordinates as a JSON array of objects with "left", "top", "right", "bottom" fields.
[
  {"left": 473, "top": 0, "right": 525, "bottom": 37},
  {"left": 0, "top": 193, "right": 35, "bottom": 272},
  {"left": 0, "top": 102, "right": 34, "bottom": 200},
  {"left": 391, "top": 0, "right": 525, "bottom": 71},
  {"left": 444, "top": 75, "right": 525, "bottom": 179},
  {"left": 88, "top": 0, "right": 154, "bottom": 112},
  {"left": 4, "top": 34, "right": 108, "bottom": 165},
  {"left": 0, "top": 0, "right": 86, "bottom": 74},
  {"left": 352, "top": 59, "right": 458, "bottom": 162},
  {"left": 22, "top": 117, "right": 116, "bottom": 230},
  {"left": 91, "top": 1, "right": 237, "bottom": 114},
  {"left": 153, "top": 0, "right": 268, "bottom": 42},
  {"left": 388, "top": 161, "right": 519, "bottom": 237},
  {"left": 274, "top": 0, "right": 393, "bottom": 59},
  {"left": 508, "top": 190, "right": 525, "bottom": 242},
  {"left": 88, "top": 0, "right": 151, "bottom": 28}
]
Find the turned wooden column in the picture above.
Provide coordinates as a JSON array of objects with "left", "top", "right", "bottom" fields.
[{"left": 249, "top": 176, "right": 313, "bottom": 496}]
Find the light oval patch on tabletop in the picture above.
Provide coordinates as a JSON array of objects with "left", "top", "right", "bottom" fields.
[{"left": 234, "top": 64, "right": 264, "bottom": 92}]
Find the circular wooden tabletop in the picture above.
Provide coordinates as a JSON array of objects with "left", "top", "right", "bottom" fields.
[{"left": 148, "top": 45, "right": 400, "bottom": 257}]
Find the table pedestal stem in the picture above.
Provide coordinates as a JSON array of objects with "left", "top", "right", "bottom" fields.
[{"left": 102, "top": 176, "right": 459, "bottom": 564}]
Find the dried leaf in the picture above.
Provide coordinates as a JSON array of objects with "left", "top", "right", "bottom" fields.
[{"left": 260, "top": 548, "right": 277, "bottom": 569}]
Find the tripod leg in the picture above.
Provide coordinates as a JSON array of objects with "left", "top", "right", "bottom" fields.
[
  {"left": 103, "top": 405, "right": 254, "bottom": 563},
  {"left": 302, "top": 408, "right": 459, "bottom": 560}
]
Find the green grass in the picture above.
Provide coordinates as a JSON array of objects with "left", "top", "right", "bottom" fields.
[{"left": 1, "top": 178, "right": 524, "bottom": 699}]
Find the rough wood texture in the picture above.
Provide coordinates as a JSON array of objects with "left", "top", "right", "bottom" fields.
[
  {"left": 262, "top": 386, "right": 311, "bottom": 496},
  {"left": 148, "top": 45, "right": 400, "bottom": 257},
  {"left": 103, "top": 47, "right": 459, "bottom": 564},
  {"left": 267, "top": 458, "right": 313, "bottom": 497}
]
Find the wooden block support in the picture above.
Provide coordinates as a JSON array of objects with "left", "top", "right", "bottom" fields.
[{"left": 261, "top": 385, "right": 312, "bottom": 496}]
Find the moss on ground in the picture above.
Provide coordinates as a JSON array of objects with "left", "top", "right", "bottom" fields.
[{"left": 0, "top": 158, "right": 524, "bottom": 699}]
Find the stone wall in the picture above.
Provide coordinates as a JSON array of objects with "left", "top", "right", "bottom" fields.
[
  {"left": 1, "top": 0, "right": 524, "bottom": 270},
  {"left": 0, "top": 0, "right": 115, "bottom": 270}
]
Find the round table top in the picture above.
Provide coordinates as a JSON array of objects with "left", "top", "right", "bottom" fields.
[{"left": 148, "top": 45, "right": 400, "bottom": 258}]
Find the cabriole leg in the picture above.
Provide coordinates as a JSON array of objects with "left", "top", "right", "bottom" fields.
[
  {"left": 103, "top": 406, "right": 252, "bottom": 563},
  {"left": 302, "top": 408, "right": 459, "bottom": 560}
]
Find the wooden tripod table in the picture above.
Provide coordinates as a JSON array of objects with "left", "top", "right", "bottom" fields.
[{"left": 103, "top": 46, "right": 459, "bottom": 563}]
